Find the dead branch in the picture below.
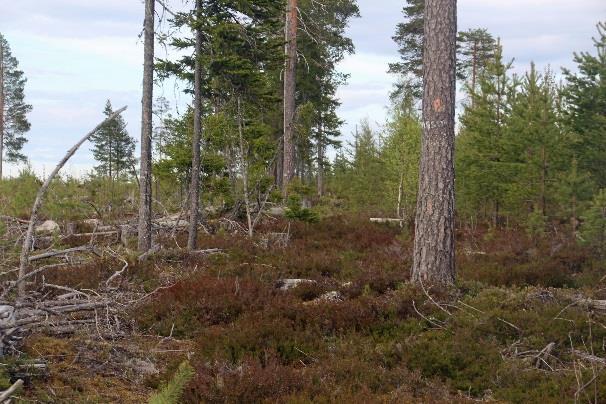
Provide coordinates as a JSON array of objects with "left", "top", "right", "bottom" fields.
[
  {"left": 535, "top": 342, "right": 556, "bottom": 370},
  {"left": 28, "top": 245, "right": 99, "bottom": 262},
  {"left": 17, "top": 106, "right": 128, "bottom": 299},
  {"left": 0, "top": 378, "right": 23, "bottom": 402},
  {"left": 571, "top": 349, "right": 606, "bottom": 366}
]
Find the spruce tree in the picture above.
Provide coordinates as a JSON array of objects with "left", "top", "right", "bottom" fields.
[
  {"left": 90, "top": 100, "right": 136, "bottom": 181},
  {"left": 0, "top": 33, "right": 32, "bottom": 179}
]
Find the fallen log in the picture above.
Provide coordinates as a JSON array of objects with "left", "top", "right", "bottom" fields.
[
  {"left": 370, "top": 218, "right": 405, "bottom": 224},
  {"left": 28, "top": 245, "right": 99, "bottom": 262},
  {"left": 0, "top": 379, "right": 23, "bottom": 402},
  {"left": 572, "top": 349, "right": 606, "bottom": 365}
]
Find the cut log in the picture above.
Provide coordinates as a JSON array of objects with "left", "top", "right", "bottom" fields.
[{"left": 370, "top": 218, "right": 405, "bottom": 224}]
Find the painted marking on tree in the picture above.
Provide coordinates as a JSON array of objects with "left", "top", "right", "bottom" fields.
[{"left": 432, "top": 98, "right": 444, "bottom": 112}]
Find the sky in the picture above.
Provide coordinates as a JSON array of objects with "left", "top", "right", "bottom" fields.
[{"left": 0, "top": 0, "right": 604, "bottom": 177}]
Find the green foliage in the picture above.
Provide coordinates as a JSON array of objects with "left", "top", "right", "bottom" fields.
[
  {"left": 89, "top": 100, "right": 136, "bottom": 181},
  {"left": 148, "top": 361, "right": 195, "bottom": 404},
  {"left": 580, "top": 189, "right": 606, "bottom": 253},
  {"left": 0, "top": 33, "right": 32, "bottom": 167},
  {"left": 562, "top": 22, "right": 606, "bottom": 188},
  {"left": 284, "top": 180, "right": 318, "bottom": 222},
  {"left": 526, "top": 208, "right": 547, "bottom": 238},
  {"left": 285, "top": 195, "right": 319, "bottom": 223}
]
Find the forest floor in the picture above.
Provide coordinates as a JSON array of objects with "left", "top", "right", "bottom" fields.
[{"left": 8, "top": 215, "right": 606, "bottom": 403}]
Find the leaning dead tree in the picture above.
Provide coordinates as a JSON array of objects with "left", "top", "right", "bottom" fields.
[
  {"left": 412, "top": 0, "right": 457, "bottom": 285},
  {"left": 138, "top": 0, "right": 155, "bottom": 253},
  {"left": 16, "top": 106, "right": 127, "bottom": 299}
]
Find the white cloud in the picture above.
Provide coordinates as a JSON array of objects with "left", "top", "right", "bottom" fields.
[{"left": 0, "top": 0, "right": 604, "bottom": 174}]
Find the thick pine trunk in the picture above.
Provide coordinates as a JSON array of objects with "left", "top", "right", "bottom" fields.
[
  {"left": 0, "top": 41, "right": 4, "bottom": 180},
  {"left": 282, "top": 0, "right": 298, "bottom": 197},
  {"left": 188, "top": 0, "right": 204, "bottom": 250},
  {"left": 138, "top": 0, "right": 155, "bottom": 252},
  {"left": 412, "top": 0, "right": 457, "bottom": 286}
]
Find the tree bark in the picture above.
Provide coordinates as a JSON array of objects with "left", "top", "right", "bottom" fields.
[
  {"left": 188, "top": 0, "right": 204, "bottom": 251},
  {"left": 237, "top": 97, "right": 254, "bottom": 238},
  {"left": 282, "top": 0, "right": 298, "bottom": 198},
  {"left": 138, "top": 0, "right": 155, "bottom": 253},
  {"left": 0, "top": 40, "right": 5, "bottom": 180},
  {"left": 317, "top": 122, "right": 324, "bottom": 197},
  {"left": 412, "top": 0, "right": 457, "bottom": 286}
]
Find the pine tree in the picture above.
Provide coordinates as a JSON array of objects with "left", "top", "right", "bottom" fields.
[
  {"left": 580, "top": 189, "right": 606, "bottom": 256},
  {"left": 562, "top": 21, "right": 606, "bottom": 188},
  {"left": 389, "top": 0, "right": 424, "bottom": 99},
  {"left": 504, "top": 64, "right": 565, "bottom": 219},
  {"left": 90, "top": 100, "right": 136, "bottom": 182},
  {"left": 456, "top": 43, "right": 517, "bottom": 225},
  {"left": 412, "top": 0, "right": 457, "bottom": 286},
  {"left": 457, "top": 28, "right": 497, "bottom": 101},
  {"left": 390, "top": 1, "right": 495, "bottom": 102},
  {"left": 0, "top": 33, "right": 32, "bottom": 179}
]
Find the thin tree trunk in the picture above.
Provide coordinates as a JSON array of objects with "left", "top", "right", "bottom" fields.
[
  {"left": 317, "top": 124, "right": 324, "bottom": 197},
  {"left": 541, "top": 145, "right": 547, "bottom": 217},
  {"left": 470, "top": 40, "right": 477, "bottom": 107},
  {"left": 397, "top": 171, "right": 404, "bottom": 219},
  {"left": 138, "top": 0, "right": 155, "bottom": 253},
  {"left": 282, "top": 0, "right": 298, "bottom": 197},
  {"left": 572, "top": 194, "right": 578, "bottom": 239},
  {"left": 17, "top": 107, "right": 127, "bottom": 299},
  {"left": 188, "top": 0, "right": 204, "bottom": 251},
  {"left": 493, "top": 199, "right": 499, "bottom": 228},
  {"left": 412, "top": 0, "right": 457, "bottom": 286},
  {"left": 0, "top": 40, "right": 4, "bottom": 180},
  {"left": 237, "top": 97, "right": 253, "bottom": 238},
  {"left": 397, "top": 171, "right": 405, "bottom": 228}
]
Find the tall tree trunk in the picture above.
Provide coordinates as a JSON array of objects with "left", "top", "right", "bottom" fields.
[
  {"left": 541, "top": 145, "right": 547, "bottom": 217},
  {"left": 470, "top": 40, "right": 477, "bottom": 107},
  {"left": 188, "top": 0, "right": 204, "bottom": 251},
  {"left": 412, "top": 0, "right": 457, "bottom": 286},
  {"left": 0, "top": 40, "right": 4, "bottom": 181},
  {"left": 138, "top": 0, "right": 155, "bottom": 252},
  {"left": 282, "top": 0, "right": 298, "bottom": 198},
  {"left": 317, "top": 123, "right": 324, "bottom": 197},
  {"left": 237, "top": 97, "right": 253, "bottom": 238}
]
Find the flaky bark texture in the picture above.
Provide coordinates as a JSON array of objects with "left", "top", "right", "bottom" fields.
[
  {"left": 188, "top": 0, "right": 204, "bottom": 250},
  {"left": 138, "top": 0, "right": 155, "bottom": 252},
  {"left": 412, "top": 0, "right": 457, "bottom": 286},
  {"left": 0, "top": 40, "right": 4, "bottom": 180},
  {"left": 282, "top": 0, "right": 298, "bottom": 197}
]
